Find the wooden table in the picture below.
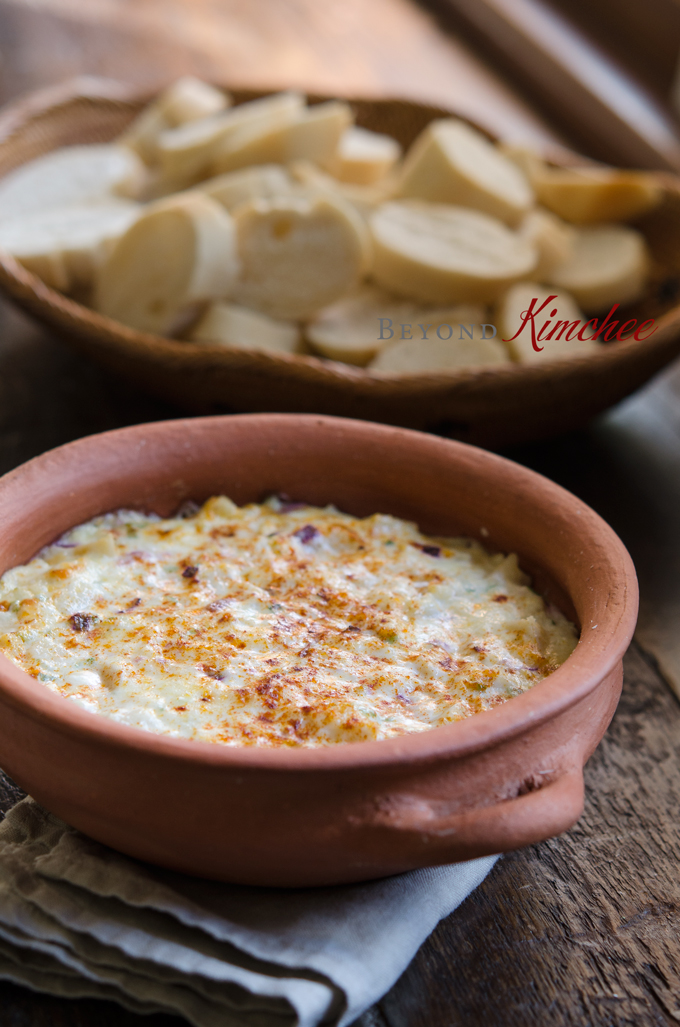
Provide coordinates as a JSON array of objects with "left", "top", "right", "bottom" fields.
[{"left": 0, "top": 1, "right": 679, "bottom": 1024}]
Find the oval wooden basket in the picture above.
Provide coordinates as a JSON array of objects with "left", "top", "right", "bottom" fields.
[{"left": 1, "top": 77, "right": 680, "bottom": 448}]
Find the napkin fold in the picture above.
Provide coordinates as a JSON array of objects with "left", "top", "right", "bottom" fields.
[{"left": 0, "top": 798, "right": 497, "bottom": 1025}]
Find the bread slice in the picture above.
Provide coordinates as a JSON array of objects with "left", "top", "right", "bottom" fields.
[
  {"left": 209, "top": 101, "right": 352, "bottom": 176},
  {"left": 94, "top": 193, "right": 239, "bottom": 335},
  {"left": 0, "top": 199, "right": 140, "bottom": 292},
  {"left": 305, "top": 288, "right": 488, "bottom": 366},
  {"left": 325, "top": 126, "right": 402, "bottom": 185},
  {"left": 197, "top": 165, "right": 293, "bottom": 211},
  {"left": 546, "top": 224, "right": 649, "bottom": 313},
  {"left": 501, "top": 142, "right": 663, "bottom": 223},
  {"left": 407, "top": 304, "right": 489, "bottom": 337},
  {"left": 120, "top": 77, "right": 230, "bottom": 164},
  {"left": 369, "top": 200, "right": 536, "bottom": 304},
  {"left": 496, "top": 282, "right": 599, "bottom": 362},
  {"left": 370, "top": 333, "right": 510, "bottom": 373},
  {"left": 397, "top": 119, "right": 534, "bottom": 225},
  {"left": 305, "top": 285, "right": 415, "bottom": 365},
  {"left": 189, "top": 301, "right": 300, "bottom": 353},
  {"left": 0, "top": 145, "right": 146, "bottom": 221},
  {"left": 155, "top": 92, "right": 305, "bottom": 191},
  {"left": 158, "top": 78, "right": 230, "bottom": 127},
  {"left": 231, "top": 193, "right": 370, "bottom": 319},
  {"left": 518, "top": 208, "right": 576, "bottom": 281},
  {"left": 289, "top": 160, "right": 395, "bottom": 218},
  {"left": 498, "top": 143, "right": 546, "bottom": 181},
  {"left": 532, "top": 165, "right": 662, "bottom": 224}
]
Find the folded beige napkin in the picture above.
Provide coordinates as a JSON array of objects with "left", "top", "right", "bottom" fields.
[{"left": 0, "top": 798, "right": 497, "bottom": 1025}]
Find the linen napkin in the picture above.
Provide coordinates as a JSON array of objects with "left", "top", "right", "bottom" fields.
[{"left": 0, "top": 798, "right": 497, "bottom": 1025}]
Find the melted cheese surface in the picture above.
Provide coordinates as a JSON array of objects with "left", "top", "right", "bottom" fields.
[{"left": 0, "top": 497, "right": 577, "bottom": 747}]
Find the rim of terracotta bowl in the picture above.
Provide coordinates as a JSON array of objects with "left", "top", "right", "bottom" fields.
[{"left": 0, "top": 414, "right": 638, "bottom": 771}]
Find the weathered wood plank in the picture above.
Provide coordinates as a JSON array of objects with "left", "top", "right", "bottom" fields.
[
  {"left": 504, "top": 365, "right": 680, "bottom": 699},
  {"left": 0, "top": 0, "right": 562, "bottom": 148},
  {"left": 421, "top": 0, "right": 680, "bottom": 169},
  {"left": 379, "top": 643, "right": 680, "bottom": 1026}
]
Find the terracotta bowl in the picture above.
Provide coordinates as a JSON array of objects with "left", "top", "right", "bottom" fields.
[
  {"left": 0, "top": 414, "right": 637, "bottom": 886},
  {"left": 0, "top": 77, "right": 680, "bottom": 447}
]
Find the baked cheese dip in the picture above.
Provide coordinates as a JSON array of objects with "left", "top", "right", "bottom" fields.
[{"left": 0, "top": 497, "right": 577, "bottom": 747}]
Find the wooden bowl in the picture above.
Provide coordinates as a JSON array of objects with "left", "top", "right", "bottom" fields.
[
  {"left": 1, "top": 77, "right": 680, "bottom": 448},
  {"left": 0, "top": 415, "right": 638, "bottom": 885}
]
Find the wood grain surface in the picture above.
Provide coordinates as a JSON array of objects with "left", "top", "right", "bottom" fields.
[
  {"left": 0, "top": 0, "right": 564, "bottom": 149},
  {"left": 0, "top": 0, "right": 679, "bottom": 1024},
  {"left": 422, "top": 0, "right": 680, "bottom": 169},
  {"left": 379, "top": 643, "right": 680, "bottom": 1027}
]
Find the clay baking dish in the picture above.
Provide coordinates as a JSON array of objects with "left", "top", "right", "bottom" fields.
[
  {"left": 0, "top": 77, "right": 680, "bottom": 447},
  {"left": 0, "top": 414, "right": 637, "bottom": 886}
]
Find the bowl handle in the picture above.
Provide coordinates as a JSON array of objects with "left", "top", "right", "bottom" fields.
[{"left": 378, "top": 770, "right": 584, "bottom": 856}]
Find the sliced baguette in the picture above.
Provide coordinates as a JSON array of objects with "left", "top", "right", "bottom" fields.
[
  {"left": 325, "top": 126, "right": 401, "bottom": 185},
  {"left": 0, "top": 199, "right": 140, "bottom": 292},
  {"left": 497, "top": 282, "right": 599, "bottom": 362},
  {"left": 305, "top": 285, "right": 415, "bottom": 365},
  {"left": 371, "top": 334, "right": 509, "bottom": 372},
  {"left": 397, "top": 119, "right": 534, "bottom": 225},
  {"left": 532, "top": 165, "right": 662, "bottom": 224},
  {"left": 498, "top": 143, "right": 546, "bottom": 181},
  {"left": 231, "top": 193, "right": 370, "bottom": 319},
  {"left": 289, "top": 160, "right": 395, "bottom": 217},
  {"left": 197, "top": 165, "right": 293, "bottom": 211},
  {"left": 305, "top": 289, "right": 488, "bottom": 366},
  {"left": 94, "top": 193, "right": 239, "bottom": 335},
  {"left": 155, "top": 92, "right": 305, "bottom": 191},
  {"left": 546, "top": 224, "right": 649, "bottom": 313},
  {"left": 189, "top": 301, "right": 300, "bottom": 353},
  {"left": 0, "top": 145, "right": 146, "bottom": 221},
  {"left": 518, "top": 208, "right": 576, "bottom": 281},
  {"left": 209, "top": 101, "right": 352, "bottom": 176},
  {"left": 369, "top": 200, "right": 536, "bottom": 304},
  {"left": 120, "top": 77, "right": 230, "bottom": 164},
  {"left": 158, "top": 78, "right": 230, "bottom": 127}
]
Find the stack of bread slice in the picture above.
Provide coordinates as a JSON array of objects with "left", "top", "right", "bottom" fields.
[{"left": 0, "top": 76, "right": 660, "bottom": 372}]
